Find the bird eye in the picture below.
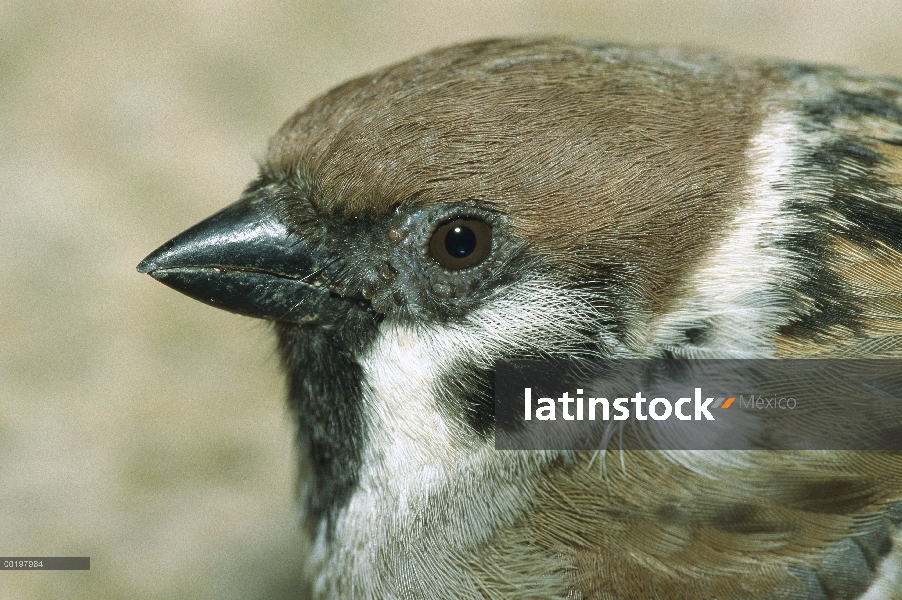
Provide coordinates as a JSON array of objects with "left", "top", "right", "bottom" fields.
[{"left": 428, "top": 218, "right": 492, "bottom": 270}]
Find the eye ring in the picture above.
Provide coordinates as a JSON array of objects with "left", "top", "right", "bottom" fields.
[{"left": 428, "top": 218, "right": 492, "bottom": 270}]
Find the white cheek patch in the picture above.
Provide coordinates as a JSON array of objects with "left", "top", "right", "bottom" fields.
[
  {"left": 355, "top": 277, "right": 606, "bottom": 521},
  {"left": 359, "top": 276, "right": 615, "bottom": 466},
  {"left": 360, "top": 281, "right": 598, "bottom": 473},
  {"left": 646, "top": 109, "right": 834, "bottom": 358},
  {"left": 308, "top": 278, "right": 605, "bottom": 597}
]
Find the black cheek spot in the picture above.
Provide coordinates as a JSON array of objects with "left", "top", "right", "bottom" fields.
[
  {"left": 435, "top": 363, "right": 496, "bottom": 440},
  {"left": 684, "top": 326, "right": 709, "bottom": 345}
]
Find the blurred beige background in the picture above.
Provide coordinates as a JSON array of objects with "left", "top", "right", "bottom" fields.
[{"left": 1, "top": 1, "right": 901, "bottom": 598}]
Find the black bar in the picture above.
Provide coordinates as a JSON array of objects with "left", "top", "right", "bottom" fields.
[
  {"left": 0, "top": 557, "right": 90, "bottom": 570},
  {"left": 495, "top": 359, "right": 902, "bottom": 450}
]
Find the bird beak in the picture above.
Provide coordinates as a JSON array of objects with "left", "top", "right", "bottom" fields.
[{"left": 137, "top": 196, "right": 333, "bottom": 324}]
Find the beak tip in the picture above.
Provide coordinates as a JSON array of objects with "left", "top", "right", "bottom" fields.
[
  {"left": 137, "top": 249, "right": 165, "bottom": 275},
  {"left": 138, "top": 237, "right": 181, "bottom": 275}
]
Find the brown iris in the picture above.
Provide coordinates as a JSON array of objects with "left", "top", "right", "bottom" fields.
[{"left": 428, "top": 218, "right": 492, "bottom": 270}]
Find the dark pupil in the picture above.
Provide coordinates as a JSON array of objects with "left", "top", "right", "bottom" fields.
[{"left": 445, "top": 225, "right": 476, "bottom": 258}]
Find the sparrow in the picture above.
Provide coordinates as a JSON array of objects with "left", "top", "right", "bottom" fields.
[{"left": 138, "top": 38, "right": 902, "bottom": 599}]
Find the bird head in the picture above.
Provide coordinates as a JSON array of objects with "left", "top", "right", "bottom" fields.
[{"left": 138, "top": 38, "right": 768, "bottom": 518}]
